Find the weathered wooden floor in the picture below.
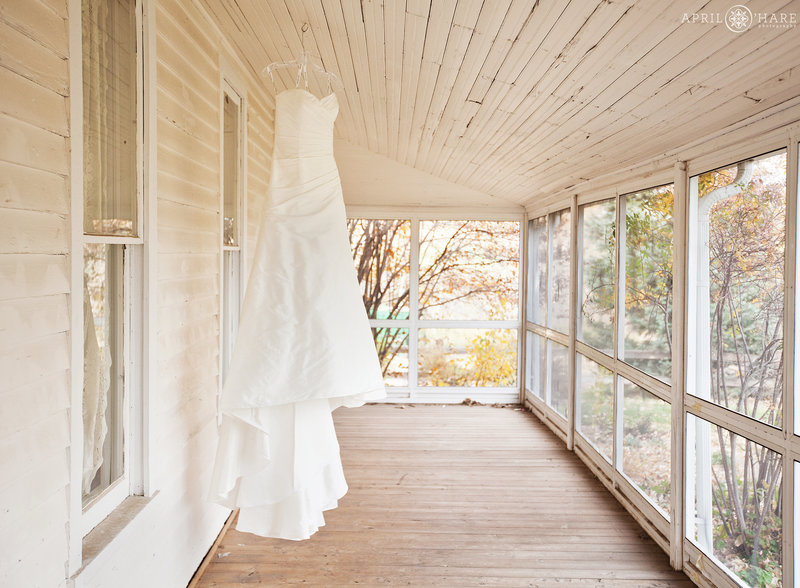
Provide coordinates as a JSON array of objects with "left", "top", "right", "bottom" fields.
[{"left": 194, "top": 404, "right": 694, "bottom": 587}]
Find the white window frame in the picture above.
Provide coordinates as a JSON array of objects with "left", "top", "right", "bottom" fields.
[
  {"left": 68, "top": 0, "right": 154, "bottom": 574},
  {"left": 575, "top": 196, "right": 616, "bottom": 353},
  {"left": 524, "top": 206, "right": 577, "bottom": 429},
  {"left": 683, "top": 143, "right": 796, "bottom": 588},
  {"left": 347, "top": 208, "right": 524, "bottom": 403},
  {"left": 522, "top": 121, "right": 800, "bottom": 588},
  {"left": 526, "top": 188, "right": 678, "bottom": 557},
  {"left": 80, "top": 245, "right": 143, "bottom": 535},
  {"left": 219, "top": 73, "right": 247, "bottom": 393}
]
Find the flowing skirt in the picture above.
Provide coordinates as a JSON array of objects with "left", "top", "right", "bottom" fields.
[
  {"left": 209, "top": 399, "right": 342, "bottom": 540},
  {"left": 209, "top": 88, "right": 385, "bottom": 538},
  {"left": 209, "top": 392, "right": 380, "bottom": 540}
]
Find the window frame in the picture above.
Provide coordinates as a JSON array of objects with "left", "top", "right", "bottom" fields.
[
  {"left": 617, "top": 186, "right": 675, "bottom": 384},
  {"left": 524, "top": 207, "right": 576, "bottom": 428},
  {"left": 346, "top": 209, "right": 524, "bottom": 403},
  {"left": 526, "top": 192, "right": 675, "bottom": 534},
  {"left": 68, "top": 0, "right": 153, "bottom": 574},
  {"left": 576, "top": 196, "right": 616, "bottom": 355},
  {"left": 80, "top": 244, "right": 144, "bottom": 532},
  {"left": 219, "top": 76, "right": 247, "bottom": 390},
  {"left": 522, "top": 127, "right": 800, "bottom": 588},
  {"left": 684, "top": 145, "right": 793, "bottom": 587}
]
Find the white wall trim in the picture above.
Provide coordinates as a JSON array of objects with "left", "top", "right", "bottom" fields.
[
  {"left": 67, "top": 0, "right": 84, "bottom": 573},
  {"left": 141, "top": 0, "right": 157, "bottom": 499}
]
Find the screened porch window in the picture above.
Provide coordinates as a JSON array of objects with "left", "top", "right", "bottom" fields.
[
  {"left": 548, "top": 209, "right": 571, "bottom": 334},
  {"left": 619, "top": 377, "right": 671, "bottom": 516},
  {"left": 686, "top": 149, "right": 787, "bottom": 587},
  {"left": 348, "top": 218, "right": 520, "bottom": 402},
  {"left": 576, "top": 353, "right": 613, "bottom": 461},
  {"left": 524, "top": 208, "right": 572, "bottom": 418},
  {"left": 577, "top": 198, "right": 615, "bottom": 355},
  {"left": 688, "top": 150, "right": 786, "bottom": 427},
  {"left": 620, "top": 185, "right": 674, "bottom": 383}
]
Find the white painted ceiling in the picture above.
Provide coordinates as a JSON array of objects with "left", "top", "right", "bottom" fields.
[{"left": 202, "top": 0, "right": 800, "bottom": 208}]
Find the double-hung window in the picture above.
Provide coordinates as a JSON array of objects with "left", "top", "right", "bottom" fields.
[
  {"left": 221, "top": 83, "right": 244, "bottom": 383},
  {"left": 80, "top": 0, "right": 144, "bottom": 531}
]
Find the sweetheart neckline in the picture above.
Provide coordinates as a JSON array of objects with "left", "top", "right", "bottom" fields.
[{"left": 277, "top": 87, "right": 337, "bottom": 104}]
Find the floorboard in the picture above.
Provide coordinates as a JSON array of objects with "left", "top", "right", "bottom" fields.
[{"left": 194, "top": 404, "right": 694, "bottom": 587}]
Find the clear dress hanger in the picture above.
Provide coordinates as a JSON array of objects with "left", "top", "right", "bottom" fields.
[{"left": 263, "top": 24, "right": 339, "bottom": 97}]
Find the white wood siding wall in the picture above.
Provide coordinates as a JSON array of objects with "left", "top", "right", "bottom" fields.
[
  {"left": 0, "top": 0, "right": 71, "bottom": 586},
  {"left": 245, "top": 73, "right": 273, "bottom": 271},
  {"left": 74, "top": 1, "right": 274, "bottom": 586},
  {"left": 0, "top": 0, "right": 273, "bottom": 585}
]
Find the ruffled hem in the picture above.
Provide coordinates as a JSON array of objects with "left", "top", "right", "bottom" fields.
[
  {"left": 209, "top": 397, "right": 352, "bottom": 540},
  {"left": 329, "top": 386, "right": 385, "bottom": 410},
  {"left": 236, "top": 460, "right": 347, "bottom": 540}
]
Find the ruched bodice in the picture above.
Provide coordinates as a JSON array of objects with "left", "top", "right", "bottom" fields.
[
  {"left": 220, "top": 85, "right": 380, "bottom": 407},
  {"left": 273, "top": 89, "right": 339, "bottom": 160}
]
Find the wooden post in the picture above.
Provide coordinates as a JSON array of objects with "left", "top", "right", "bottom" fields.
[
  {"left": 567, "top": 195, "right": 578, "bottom": 450},
  {"left": 670, "top": 160, "right": 688, "bottom": 570},
  {"left": 520, "top": 212, "right": 528, "bottom": 404},
  {"left": 409, "top": 216, "right": 420, "bottom": 400},
  {"left": 783, "top": 134, "right": 798, "bottom": 587}
]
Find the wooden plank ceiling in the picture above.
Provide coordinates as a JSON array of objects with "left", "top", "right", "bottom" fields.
[{"left": 201, "top": 0, "right": 800, "bottom": 208}]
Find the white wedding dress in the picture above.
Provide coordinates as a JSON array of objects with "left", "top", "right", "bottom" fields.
[{"left": 209, "top": 88, "right": 385, "bottom": 540}]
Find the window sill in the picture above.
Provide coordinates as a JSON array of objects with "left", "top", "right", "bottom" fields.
[{"left": 80, "top": 495, "right": 153, "bottom": 571}]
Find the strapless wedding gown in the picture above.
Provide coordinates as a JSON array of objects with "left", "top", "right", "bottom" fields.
[{"left": 209, "top": 88, "right": 385, "bottom": 540}]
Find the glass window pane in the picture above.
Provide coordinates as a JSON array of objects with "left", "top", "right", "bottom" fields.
[
  {"left": 419, "top": 221, "right": 519, "bottom": 320},
  {"left": 690, "top": 151, "right": 786, "bottom": 427},
  {"left": 527, "top": 217, "right": 547, "bottom": 325},
  {"left": 687, "top": 415, "right": 782, "bottom": 587},
  {"left": 222, "top": 250, "right": 240, "bottom": 383},
  {"left": 620, "top": 378, "right": 670, "bottom": 516},
  {"left": 578, "top": 199, "right": 615, "bottom": 353},
  {"left": 622, "top": 185, "right": 673, "bottom": 382},
  {"left": 372, "top": 327, "right": 409, "bottom": 387},
  {"left": 83, "top": 0, "right": 138, "bottom": 236},
  {"left": 548, "top": 210, "right": 571, "bottom": 333},
  {"left": 83, "top": 243, "right": 124, "bottom": 504},
  {"left": 577, "top": 354, "right": 613, "bottom": 461},
  {"left": 525, "top": 331, "right": 546, "bottom": 399},
  {"left": 223, "top": 93, "right": 240, "bottom": 246},
  {"left": 418, "top": 329, "right": 517, "bottom": 387},
  {"left": 348, "top": 219, "right": 411, "bottom": 320},
  {"left": 547, "top": 340, "right": 569, "bottom": 417}
]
